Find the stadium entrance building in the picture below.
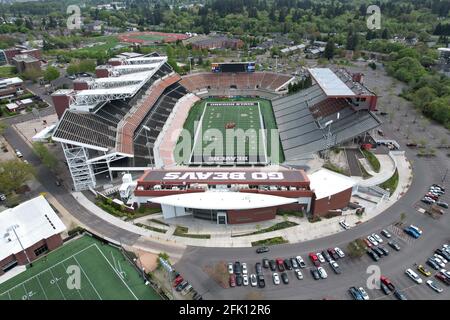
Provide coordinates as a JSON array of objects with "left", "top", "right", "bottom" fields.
[{"left": 133, "top": 168, "right": 355, "bottom": 224}]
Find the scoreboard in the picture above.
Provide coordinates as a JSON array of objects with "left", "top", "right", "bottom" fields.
[{"left": 211, "top": 62, "right": 255, "bottom": 73}]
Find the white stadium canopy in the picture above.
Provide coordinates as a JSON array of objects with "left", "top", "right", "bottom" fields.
[{"left": 308, "top": 68, "right": 355, "bottom": 97}]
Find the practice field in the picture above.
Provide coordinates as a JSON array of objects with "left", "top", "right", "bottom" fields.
[
  {"left": 179, "top": 97, "right": 284, "bottom": 164},
  {"left": 0, "top": 236, "right": 160, "bottom": 300}
]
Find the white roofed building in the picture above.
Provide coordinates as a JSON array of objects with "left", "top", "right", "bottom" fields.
[{"left": 0, "top": 196, "right": 66, "bottom": 275}]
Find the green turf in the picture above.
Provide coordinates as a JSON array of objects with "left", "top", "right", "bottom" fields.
[
  {"left": 176, "top": 97, "right": 284, "bottom": 164},
  {"left": 0, "top": 235, "right": 161, "bottom": 300},
  {"left": 134, "top": 34, "right": 166, "bottom": 42}
]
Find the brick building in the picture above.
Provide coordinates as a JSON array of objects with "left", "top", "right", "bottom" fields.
[{"left": 0, "top": 196, "right": 66, "bottom": 275}]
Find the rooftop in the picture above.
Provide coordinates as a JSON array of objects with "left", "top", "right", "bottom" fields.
[
  {"left": 309, "top": 169, "right": 356, "bottom": 199},
  {"left": 308, "top": 68, "right": 355, "bottom": 97},
  {"left": 0, "top": 196, "right": 66, "bottom": 262}
]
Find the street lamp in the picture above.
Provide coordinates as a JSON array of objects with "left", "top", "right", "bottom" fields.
[{"left": 8, "top": 224, "right": 32, "bottom": 266}]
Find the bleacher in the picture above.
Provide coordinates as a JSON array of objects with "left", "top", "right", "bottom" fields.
[{"left": 179, "top": 72, "right": 294, "bottom": 93}]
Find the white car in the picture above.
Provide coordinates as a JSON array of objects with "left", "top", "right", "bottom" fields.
[
  {"left": 372, "top": 233, "right": 383, "bottom": 243},
  {"left": 358, "top": 287, "right": 370, "bottom": 300},
  {"left": 433, "top": 257, "right": 446, "bottom": 268},
  {"left": 339, "top": 220, "right": 350, "bottom": 230},
  {"left": 405, "top": 268, "right": 423, "bottom": 284},
  {"left": 294, "top": 269, "right": 303, "bottom": 280},
  {"left": 426, "top": 280, "right": 443, "bottom": 293},
  {"left": 15, "top": 149, "right": 23, "bottom": 158},
  {"left": 367, "top": 236, "right": 378, "bottom": 246},
  {"left": 250, "top": 274, "right": 257, "bottom": 287},
  {"left": 440, "top": 269, "right": 450, "bottom": 279},
  {"left": 316, "top": 252, "right": 325, "bottom": 263},
  {"left": 228, "top": 263, "right": 234, "bottom": 274},
  {"left": 296, "top": 255, "right": 306, "bottom": 268},
  {"left": 317, "top": 267, "right": 327, "bottom": 279},
  {"left": 242, "top": 263, "right": 248, "bottom": 275},
  {"left": 335, "top": 247, "right": 345, "bottom": 258},
  {"left": 273, "top": 272, "right": 280, "bottom": 285},
  {"left": 243, "top": 274, "right": 249, "bottom": 286},
  {"left": 434, "top": 254, "right": 448, "bottom": 264}
]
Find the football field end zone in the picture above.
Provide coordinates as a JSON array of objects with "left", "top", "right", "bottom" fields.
[
  {"left": 189, "top": 100, "right": 268, "bottom": 164},
  {"left": 0, "top": 236, "right": 160, "bottom": 300}
]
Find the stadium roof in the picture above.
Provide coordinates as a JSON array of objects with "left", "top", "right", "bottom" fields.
[
  {"left": 0, "top": 196, "right": 66, "bottom": 262},
  {"left": 309, "top": 169, "right": 356, "bottom": 199},
  {"left": 149, "top": 191, "right": 298, "bottom": 210},
  {"left": 308, "top": 68, "right": 355, "bottom": 97}
]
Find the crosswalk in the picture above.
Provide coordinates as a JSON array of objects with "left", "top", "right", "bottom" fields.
[{"left": 386, "top": 224, "right": 417, "bottom": 246}]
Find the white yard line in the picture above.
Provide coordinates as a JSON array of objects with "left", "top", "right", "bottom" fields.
[
  {"left": 73, "top": 256, "right": 102, "bottom": 300},
  {"left": 257, "top": 102, "right": 268, "bottom": 163},
  {"left": 48, "top": 268, "right": 67, "bottom": 300},
  {"left": 189, "top": 102, "right": 208, "bottom": 163},
  {"left": 35, "top": 276, "right": 49, "bottom": 300},
  {"left": 93, "top": 244, "right": 138, "bottom": 300},
  {"left": 62, "top": 261, "right": 84, "bottom": 300}
]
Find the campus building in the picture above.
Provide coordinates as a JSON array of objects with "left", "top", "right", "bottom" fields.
[{"left": 0, "top": 196, "right": 66, "bottom": 275}]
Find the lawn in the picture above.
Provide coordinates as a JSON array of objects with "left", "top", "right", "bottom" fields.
[
  {"left": 0, "top": 66, "right": 17, "bottom": 78},
  {"left": 0, "top": 235, "right": 161, "bottom": 300},
  {"left": 378, "top": 168, "right": 399, "bottom": 196}
]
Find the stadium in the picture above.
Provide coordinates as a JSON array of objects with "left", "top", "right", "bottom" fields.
[{"left": 51, "top": 53, "right": 381, "bottom": 224}]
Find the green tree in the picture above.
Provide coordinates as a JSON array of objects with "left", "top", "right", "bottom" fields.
[
  {"left": 43, "top": 66, "right": 60, "bottom": 82},
  {"left": 0, "top": 160, "right": 35, "bottom": 193},
  {"left": 324, "top": 40, "right": 335, "bottom": 60},
  {"left": 66, "top": 64, "right": 79, "bottom": 75},
  {"left": 0, "top": 121, "right": 7, "bottom": 136},
  {"left": 32, "top": 142, "right": 58, "bottom": 170}
]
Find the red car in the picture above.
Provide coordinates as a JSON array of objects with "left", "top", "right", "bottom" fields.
[
  {"left": 276, "top": 258, "right": 285, "bottom": 271},
  {"left": 309, "top": 253, "right": 320, "bottom": 267},
  {"left": 426, "top": 193, "right": 439, "bottom": 200},
  {"left": 380, "top": 275, "right": 395, "bottom": 290},
  {"left": 435, "top": 273, "right": 450, "bottom": 286},
  {"left": 229, "top": 274, "right": 236, "bottom": 287},
  {"left": 363, "top": 238, "right": 372, "bottom": 248},
  {"left": 173, "top": 276, "right": 183, "bottom": 287}
]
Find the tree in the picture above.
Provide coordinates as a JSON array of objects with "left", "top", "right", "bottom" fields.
[
  {"left": 0, "top": 121, "right": 7, "bottom": 136},
  {"left": 66, "top": 64, "right": 79, "bottom": 75},
  {"left": 0, "top": 160, "right": 35, "bottom": 193},
  {"left": 43, "top": 66, "right": 60, "bottom": 82},
  {"left": 324, "top": 40, "right": 335, "bottom": 60},
  {"left": 32, "top": 142, "right": 58, "bottom": 170}
]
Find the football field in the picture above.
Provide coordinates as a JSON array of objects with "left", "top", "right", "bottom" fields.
[
  {"left": 0, "top": 235, "right": 160, "bottom": 300},
  {"left": 190, "top": 101, "right": 268, "bottom": 164}
]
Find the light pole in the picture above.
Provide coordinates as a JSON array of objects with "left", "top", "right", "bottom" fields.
[{"left": 8, "top": 224, "right": 31, "bottom": 265}]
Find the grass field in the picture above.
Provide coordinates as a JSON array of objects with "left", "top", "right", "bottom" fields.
[
  {"left": 134, "top": 34, "right": 166, "bottom": 42},
  {"left": 0, "top": 236, "right": 160, "bottom": 300},
  {"left": 178, "top": 97, "right": 284, "bottom": 164}
]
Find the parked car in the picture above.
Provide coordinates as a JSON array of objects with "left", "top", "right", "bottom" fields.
[
  {"left": 322, "top": 250, "right": 332, "bottom": 262},
  {"left": 403, "top": 227, "right": 420, "bottom": 239},
  {"left": 242, "top": 263, "right": 248, "bottom": 275},
  {"left": 227, "top": 263, "right": 234, "bottom": 274},
  {"left": 358, "top": 287, "right": 370, "bottom": 300},
  {"left": 310, "top": 268, "right": 320, "bottom": 280},
  {"left": 290, "top": 257, "right": 299, "bottom": 269},
  {"left": 257, "top": 274, "right": 265, "bottom": 288},
  {"left": 380, "top": 283, "right": 391, "bottom": 295},
  {"left": 381, "top": 229, "right": 392, "bottom": 238},
  {"left": 256, "top": 246, "right": 270, "bottom": 254},
  {"left": 432, "top": 257, "right": 446, "bottom": 268},
  {"left": 329, "top": 260, "right": 341, "bottom": 274},
  {"left": 250, "top": 274, "right": 257, "bottom": 287},
  {"left": 426, "top": 280, "right": 443, "bottom": 293},
  {"left": 317, "top": 267, "right": 328, "bottom": 279},
  {"left": 436, "top": 249, "right": 450, "bottom": 261},
  {"left": 435, "top": 273, "right": 450, "bottom": 285},
  {"left": 335, "top": 247, "right": 345, "bottom": 258},
  {"left": 281, "top": 272, "right": 289, "bottom": 284},
  {"left": 367, "top": 236, "right": 378, "bottom": 246},
  {"left": 294, "top": 269, "right": 303, "bottom": 280},
  {"left": 434, "top": 254, "right": 448, "bottom": 264},
  {"left": 327, "top": 248, "right": 339, "bottom": 260},
  {"left": 417, "top": 265, "right": 432, "bottom": 277},
  {"left": 381, "top": 275, "right": 395, "bottom": 291},
  {"left": 367, "top": 248, "right": 379, "bottom": 262},
  {"left": 372, "top": 233, "right": 383, "bottom": 243},
  {"left": 236, "top": 275, "right": 243, "bottom": 286},
  {"left": 388, "top": 241, "right": 401, "bottom": 251},
  {"left": 421, "top": 198, "right": 434, "bottom": 205},
  {"left": 296, "top": 255, "right": 306, "bottom": 268},
  {"left": 436, "top": 202, "right": 448, "bottom": 209},
  {"left": 234, "top": 261, "right": 241, "bottom": 274},
  {"left": 339, "top": 220, "right": 350, "bottom": 230},
  {"left": 349, "top": 287, "right": 364, "bottom": 300},
  {"left": 309, "top": 253, "right": 320, "bottom": 267},
  {"left": 427, "top": 258, "right": 440, "bottom": 270},
  {"left": 363, "top": 238, "right": 373, "bottom": 248},
  {"left": 372, "top": 246, "right": 384, "bottom": 257},
  {"left": 243, "top": 275, "right": 249, "bottom": 286},
  {"left": 316, "top": 252, "right": 325, "bottom": 263},
  {"left": 393, "top": 290, "right": 408, "bottom": 300},
  {"left": 276, "top": 258, "right": 285, "bottom": 272},
  {"left": 405, "top": 268, "right": 423, "bottom": 284},
  {"left": 409, "top": 225, "right": 422, "bottom": 235},
  {"left": 176, "top": 281, "right": 189, "bottom": 292},
  {"left": 15, "top": 149, "right": 23, "bottom": 158},
  {"left": 273, "top": 272, "right": 281, "bottom": 285},
  {"left": 229, "top": 274, "right": 236, "bottom": 287},
  {"left": 255, "top": 262, "right": 263, "bottom": 275},
  {"left": 283, "top": 258, "right": 293, "bottom": 270},
  {"left": 269, "top": 259, "right": 277, "bottom": 271},
  {"left": 262, "top": 258, "right": 269, "bottom": 269},
  {"left": 378, "top": 245, "right": 389, "bottom": 256}
]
